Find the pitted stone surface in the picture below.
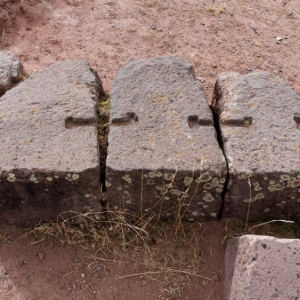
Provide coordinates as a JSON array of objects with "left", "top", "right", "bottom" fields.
[
  {"left": 212, "top": 71, "right": 300, "bottom": 219},
  {"left": 0, "top": 60, "right": 103, "bottom": 225},
  {"left": 0, "top": 51, "right": 24, "bottom": 96},
  {"left": 106, "top": 57, "right": 226, "bottom": 220},
  {"left": 225, "top": 235, "right": 300, "bottom": 300}
]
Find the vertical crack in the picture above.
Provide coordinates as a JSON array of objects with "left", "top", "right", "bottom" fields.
[{"left": 210, "top": 87, "right": 229, "bottom": 220}]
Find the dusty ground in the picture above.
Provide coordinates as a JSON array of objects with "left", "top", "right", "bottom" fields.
[{"left": 1, "top": 0, "right": 300, "bottom": 299}]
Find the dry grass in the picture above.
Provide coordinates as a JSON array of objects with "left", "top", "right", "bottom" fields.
[
  {"left": 21, "top": 210, "right": 212, "bottom": 299},
  {"left": 0, "top": 228, "right": 14, "bottom": 245}
]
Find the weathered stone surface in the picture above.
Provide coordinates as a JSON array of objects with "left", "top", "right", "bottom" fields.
[
  {"left": 0, "top": 51, "right": 24, "bottom": 96},
  {"left": 106, "top": 57, "right": 227, "bottom": 220},
  {"left": 225, "top": 235, "right": 300, "bottom": 300},
  {"left": 212, "top": 71, "right": 300, "bottom": 219},
  {"left": 0, "top": 60, "right": 104, "bottom": 225}
]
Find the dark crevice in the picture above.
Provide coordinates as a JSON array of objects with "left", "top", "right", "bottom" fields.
[
  {"left": 97, "top": 93, "right": 110, "bottom": 200},
  {"left": 210, "top": 89, "right": 230, "bottom": 220}
]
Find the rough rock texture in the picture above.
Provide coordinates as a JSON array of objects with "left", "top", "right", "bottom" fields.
[
  {"left": 225, "top": 235, "right": 300, "bottom": 300},
  {"left": 212, "top": 71, "right": 300, "bottom": 219},
  {"left": 0, "top": 60, "right": 104, "bottom": 225},
  {"left": 0, "top": 51, "right": 24, "bottom": 96},
  {"left": 106, "top": 57, "right": 227, "bottom": 220}
]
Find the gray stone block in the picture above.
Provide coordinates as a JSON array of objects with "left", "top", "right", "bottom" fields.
[
  {"left": 106, "top": 57, "right": 227, "bottom": 220},
  {"left": 225, "top": 235, "right": 300, "bottom": 300},
  {"left": 0, "top": 51, "right": 24, "bottom": 96},
  {"left": 212, "top": 71, "right": 300, "bottom": 219},
  {"left": 0, "top": 60, "right": 104, "bottom": 225}
]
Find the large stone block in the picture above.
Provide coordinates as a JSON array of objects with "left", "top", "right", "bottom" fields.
[
  {"left": 0, "top": 51, "right": 24, "bottom": 96},
  {"left": 0, "top": 60, "right": 104, "bottom": 225},
  {"left": 106, "top": 57, "right": 227, "bottom": 220},
  {"left": 225, "top": 235, "right": 300, "bottom": 300},
  {"left": 212, "top": 71, "right": 300, "bottom": 219}
]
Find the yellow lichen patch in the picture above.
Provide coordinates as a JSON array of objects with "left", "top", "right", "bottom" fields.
[
  {"left": 105, "top": 181, "right": 112, "bottom": 187},
  {"left": 211, "top": 213, "right": 217, "bottom": 218},
  {"left": 122, "top": 174, "right": 132, "bottom": 184},
  {"left": 203, "top": 193, "right": 214, "bottom": 202},
  {"left": 148, "top": 171, "right": 162, "bottom": 178},
  {"left": 244, "top": 192, "right": 264, "bottom": 203},
  {"left": 164, "top": 173, "right": 175, "bottom": 181},
  {"left": 29, "top": 174, "right": 38, "bottom": 183},
  {"left": 155, "top": 186, "right": 162, "bottom": 190},
  {"left": 72, "top": 174, "right": 80, "bottom": 180},
  {"left": 125, "top": 200, "right": 132, "bottom": 204},
  {"left": 216, "top": 188, "right": 223, "bottom": 193},
  {"left": 243, "top": 197, "right": 256, "bottom": 203},
  {"left": 147, "top": 179, "right": 155, "bottom": 185},
  {"left": 170, "top": 189, "right": 181, "bottom": 196},
  {"left": 280, "top": 174, "right": 290, "bottom": 181},
  {"left": 255, "top": 193, "right": 265, "bottom": 200},
  {"left": 287, "top": 180, "right": 300, "bottom": 188},
  {"left": 203, "top": 183, "right": 213, "bottom": 189},
  {"left": 183, "top": 176, "right": 193, "bottom": 186},
  {"left": 195, "top": 172, "right": 212, "bottom": 183},
  {"left": 7, "top": 173, "right": 16, "bottom": 182},
  {"left": 46, "top": 177, "right": 53, "bottom": 182},
  {"left": 237, "top": 173, "right": 252, "bottom": 180},
  {"left": 220, "top": 178, "right": 226, "bottom": 184},
  {"left": 268, "top": 184, "right": 284, "bottom": 192},
  {"left": 253, "top": 182, "right": 262, "bottom": 191}
]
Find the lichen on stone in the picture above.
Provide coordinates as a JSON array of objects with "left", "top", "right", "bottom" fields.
[
  {"left": 122, "top": 174, "right": 132, "bottom": 184},
  {"left": 287, "top": 180, "right": 300, "bottom": 188},
  {"left": 147, "top": 179, "right": 155, "bottom": 185},
  {"left": 203, "top": 193, "right": 214, "bottom": 202},
  {"left": 203, "top": 183, "right": 213, "bottom": 189},
  {"left": 170, "top": 189, "right": 181, "bottom": 196},
  {"left": 164, "top": 173, "right": 175, "bottom": 181},
  {"left": 237, "top": 173, "right": 252, "bottom": 180},
  {"left": 29, "top": 174, "right": 38, "bottom": 183},
  {"left": 268, "top": 183, "right": 284, "bottom": 192},
  {"left": 211, "top": 178, "right": 219, "bottom": 187},
  {"left": 195, "top": 172, "right": 212, "bottom": 183},
  {"left": 183, "top": 176, "right": 193, "bottom": 186},
  {"left": 280, "top": 174, "right": 290, "bottom": 181},
  {"left": 7, "top": 173, "right": 16, "bottom": 182},
  {"left": 148, "top": 171, "right": 162, "bottom": 178}
]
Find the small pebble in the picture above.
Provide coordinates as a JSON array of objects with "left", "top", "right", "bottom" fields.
[
  {"left": 151, "top": 24, "right": 156, "bottom": 30},
  {"left": 246, "top": 66, "right": 252, "bottom": 71},
  {"left": 81, "top": 273, "right": 85, "bottom": 278},
  {"left": 37, "top": 252, "right": 45, "bottom": 261}
]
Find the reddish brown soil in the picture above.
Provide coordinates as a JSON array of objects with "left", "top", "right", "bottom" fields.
[
  {"left": 1, "top": 0, "right": 300, "bottom": 299},
  {"left": 0, "top": 222, "right": 225, "bottom": 300}
]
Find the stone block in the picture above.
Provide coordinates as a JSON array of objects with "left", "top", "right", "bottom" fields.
[
  {"left": 106, "top": 57, "right": 227, "bottom": 220},
  {"left": 0, "top": 51, "right": 24, "bottom": 96},
  {"left": 211, "top": 71, "right": 300, "bottom": 219},
  {"left": 0, "top": 60, "right": 104, "bottom": 225},
  {"left": 225, "top": 234, "right": 300, "bottom": 300}
]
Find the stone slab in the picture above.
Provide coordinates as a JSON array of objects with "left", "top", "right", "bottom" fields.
[
  {"left": 0, "top": 60, "right": 104, "bottom": 225},
  {"left": 225, "top": 234, "right": 300, "bottom": 300},
  {"left": 211, "top": 71, "right": 300, "bottom": 219},
  {"left": 0, "top": 51, "right": 24, "bottom": 96},
  {"left": 106, "top": 57, "right": 227, "bottom": 220}
]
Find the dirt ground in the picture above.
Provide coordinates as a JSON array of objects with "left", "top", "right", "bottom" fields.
[{"left": 1, "top": 0, "right": 300, "bottom": 299}]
